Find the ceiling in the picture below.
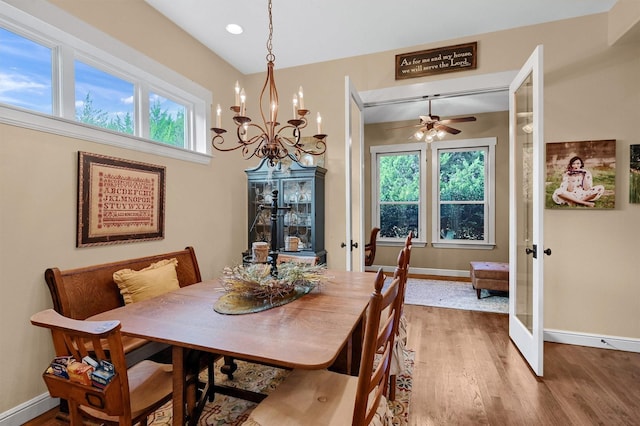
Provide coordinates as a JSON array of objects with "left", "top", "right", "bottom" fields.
[{"left": 144, "top": 0, "right": 616, "bottom": 123}]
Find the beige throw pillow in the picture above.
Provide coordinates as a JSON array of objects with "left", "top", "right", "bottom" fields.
[{"left": 113, "top": 258, "right": 180, "bottom": 304}]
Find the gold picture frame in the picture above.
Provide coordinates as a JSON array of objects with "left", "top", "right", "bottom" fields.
[{"left": 77, "top": 151, "right": 166, "bottom": 247}]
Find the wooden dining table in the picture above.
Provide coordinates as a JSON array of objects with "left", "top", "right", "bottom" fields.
[{"left": 89, "top": 269, "right": 376, "bottom": 425}]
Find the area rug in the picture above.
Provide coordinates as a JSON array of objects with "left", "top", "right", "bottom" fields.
[
  {"left": 148, "top": 349, "right": 414, "bottom": 425},
  {"left": 404, "top": 278, "right": 508, "bottom": 314}
]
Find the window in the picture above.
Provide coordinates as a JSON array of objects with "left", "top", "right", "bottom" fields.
[
  {"left": 148, "top": 92, "right": 187, "bottom": 147},
  {"left": 431, "top": 138, "right": 496, "bottom": 248},
  {"left": 0, "top": 2, "right": 210, "bottom": 163},
  {"left": 370, "top": 143, "right": 426, "bottom": 243},
  {"left": 0, "top": 27, "right": 52, "bottom": 114},
  {"left": 75, "top": 60, "right": 135, "bottom": 135}
]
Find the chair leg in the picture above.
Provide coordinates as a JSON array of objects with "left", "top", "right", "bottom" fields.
[
  {"left": 208, "top": 354, "right": 215, "bottom": 402},
  {"left": 389, "top": 374, "right": 397, "bottom": 401}
]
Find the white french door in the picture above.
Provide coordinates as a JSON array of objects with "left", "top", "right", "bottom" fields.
[
  {"left": 344, "top": 76, "right": 364, "bottom": 271},
  {"left": 508, "top": 45, "right": 547, "bottom": 376}
]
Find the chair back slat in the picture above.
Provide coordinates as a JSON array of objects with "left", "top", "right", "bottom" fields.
[{"left": 352, "top": 269, "right": 400, "bottom": 426}]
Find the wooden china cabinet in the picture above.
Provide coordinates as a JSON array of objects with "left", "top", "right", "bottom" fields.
[{"left": 245, "top": 155, "right": 327, "bottom": 264}]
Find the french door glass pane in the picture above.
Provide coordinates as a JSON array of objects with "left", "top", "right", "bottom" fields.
[
  {"left": 0, "top": 28, "right": 52, "bottom": 114},
  {"left": 75, "top": 60, "right": 134, "bottom": 134},
  {"left": 440, "top": 203, "right": 484, "bottom": 240}
]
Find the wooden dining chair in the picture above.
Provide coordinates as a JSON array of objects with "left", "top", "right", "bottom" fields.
[
  {"left": 388, "top": 231, "right": 412, "bottom": 400},
  {"left": 243, "top": 269, "right": 400, "bottom": 426},
  {"left": 364, "top": 227, "right": 380, "bottom": 266},
  {"left": 31, "top": 309, "right": 174, "bottom": 426}
]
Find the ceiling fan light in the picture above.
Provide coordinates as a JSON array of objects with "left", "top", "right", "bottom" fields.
[
  {"left": 436, "top": 129, "right": 446, "bottom": 139},
  {"left": 414, "top": 130, "right": 424, "bottom": 140},
  {"left": 425, "top": 133, "right": 434, "bottom": 142}
]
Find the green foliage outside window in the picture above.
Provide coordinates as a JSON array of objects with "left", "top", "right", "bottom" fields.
[
  {"left": 438, "top": 149, "right": 486, "bottom": 240},
  {"left": 149, "top": 98, "right": 185, "bottom": 147},
  {"left": 378, "top": 153, "right": 419, "bottom": 238},
  {"left": 76, "top": 93, "right": 185, "bottom": 147},
  {"left": 439, "top": 150, "right": 485, "bottom": 201},
  {"left": 76, "top": 92, "right": 134, "bottom": 134}
]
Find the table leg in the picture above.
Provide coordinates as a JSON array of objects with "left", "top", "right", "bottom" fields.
[
  {"left": 329, "top": 314, "right": 364, "bottom": 376},
  {"left": 172, "top": 346, "right": 185, "bottom": 426},
  {"left": 220, "top": 356, "right": 237, "bottom": 379},
  {"left": 350, "top": 315, "right": 364, "bottom": 374}
]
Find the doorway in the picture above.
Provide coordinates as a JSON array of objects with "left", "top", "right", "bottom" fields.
[{"left": 353, "top": 71, "right": 515, "bottom": 315}]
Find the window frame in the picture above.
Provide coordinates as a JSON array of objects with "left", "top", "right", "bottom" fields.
[
  {"left": 431, "top": 137, "right": 496, "bottom": 249},
  {"left": 0, "top": 1, "right": 211, "bottom": 164},
  {"left": 370, "top": 142, "right": 427, "bottom": 246}
]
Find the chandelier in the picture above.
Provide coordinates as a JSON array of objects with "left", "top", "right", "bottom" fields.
[{"left": 211, "top": 0, "right": 327, "bottom": 166}]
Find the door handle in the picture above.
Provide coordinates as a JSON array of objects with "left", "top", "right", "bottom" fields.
[
  {"left": 525, "top": 244, "right": 537, "bottom": 259},
  {"left": 340, "top": 241, "right": 359, "bottom": 251},
  {"left": 525, "top": 245, "right": 552, "bottom": 258}
]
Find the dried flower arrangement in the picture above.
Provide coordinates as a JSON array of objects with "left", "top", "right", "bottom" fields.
[{"left": 220, "top": 262, "right": 327, "bottom": 300}]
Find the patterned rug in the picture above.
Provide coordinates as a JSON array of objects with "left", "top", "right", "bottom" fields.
[
  {"left": 405, "top": 278, "right": 508, "bottom": 314},
  {"left": 148, "top": 350, "right": 414, "bottom": 425}
]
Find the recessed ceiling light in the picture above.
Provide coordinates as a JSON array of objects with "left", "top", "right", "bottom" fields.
[{"left": 225, "top": 24, "right": 243, "bottom": 35}]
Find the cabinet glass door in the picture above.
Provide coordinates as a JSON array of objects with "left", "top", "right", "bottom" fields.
[
  {"left": 249, "top": 181, "right": 274, "bottom": 246},
  {"left": 282, "top": 179, "right": 313, "bottom": 252}
]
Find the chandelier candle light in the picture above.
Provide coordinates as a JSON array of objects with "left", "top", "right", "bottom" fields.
[{"left": 211, "top": 0, "right": 327, "bottom": 166}]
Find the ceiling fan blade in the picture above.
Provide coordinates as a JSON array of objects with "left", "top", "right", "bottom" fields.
[
  {"left": 420, "top": 115, "right": 439, "bottom": 124},
  {"left": 435, "top": 124, "right": 461, "bottom": 135},
  {"left": 386, "top": 123, "right": 423, "bottom": 131},
  {"left": 439, "top": 116, "right": 477, "bottom": 124}
]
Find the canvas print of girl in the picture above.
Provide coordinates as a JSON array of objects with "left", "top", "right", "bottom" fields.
[{"left": 546, "top": 140, "right": 616, "bottom": 209}]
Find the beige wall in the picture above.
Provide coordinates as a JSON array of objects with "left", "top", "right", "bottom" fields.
[{"left": 1, "top": 0, "right": 639, "bottom": 417}]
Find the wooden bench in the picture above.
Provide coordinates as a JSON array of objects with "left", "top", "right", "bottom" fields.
[
  {"left": 470, "top": 261, "right": 509, "bottom": 299},
  {"left": 45, "top": 247, "right": 204, "bottom": 366}
]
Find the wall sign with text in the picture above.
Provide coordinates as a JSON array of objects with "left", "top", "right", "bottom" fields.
[
  {"left": 395, "top": 42, "right": 477, "bottom": 80},
  {"left": 77, "top": 151, "right": 165, "bottom": 247}
]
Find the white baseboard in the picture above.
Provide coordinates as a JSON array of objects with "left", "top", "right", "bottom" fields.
[
  {"left": 0, "top": 393, "right": 58, "bottom": 426},
  {"left": 544, "top": 329, "right": 640, "bottom": 353}
]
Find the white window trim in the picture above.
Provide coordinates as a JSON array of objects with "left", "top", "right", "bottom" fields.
[
  {"left": 431, "top": 137, "right": 496, "bottom": 249},
  {"left": 370, "top": 142, "right": 427, "bottom": 246},
  {"left": 0, "top": 1, "right": 212, "bottom": 164}
]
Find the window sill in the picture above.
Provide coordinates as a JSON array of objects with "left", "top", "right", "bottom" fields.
[
  {"left": 1, "top": 105, "right": 212, "bottom": 165},
  {"left": 378, "top": 240, "right": 427, "bottom": 248}
]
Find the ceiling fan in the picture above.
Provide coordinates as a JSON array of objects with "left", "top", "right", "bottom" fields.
[{"left": 389, "top": 99, "right": 477, "bottom": 142}]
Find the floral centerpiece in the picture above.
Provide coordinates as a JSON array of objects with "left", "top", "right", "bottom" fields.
[{"left": 220, "top": 262, "right": 327, "bottom": 301}]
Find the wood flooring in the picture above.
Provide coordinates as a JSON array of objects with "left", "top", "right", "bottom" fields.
[
  {"left": 404, "top": 304, "right": 640, "bottom": 425},
  {"left": 25, "top": 304, "right": 640, "bottom": 426}
]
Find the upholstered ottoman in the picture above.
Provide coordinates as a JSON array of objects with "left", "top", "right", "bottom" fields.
[{"left": 470, "top": 261, "right": 509, "bottom": 299}]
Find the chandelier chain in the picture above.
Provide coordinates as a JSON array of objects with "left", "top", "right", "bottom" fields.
[{"left": 266, "top": 0, "right": 275, "bottom": 63}]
